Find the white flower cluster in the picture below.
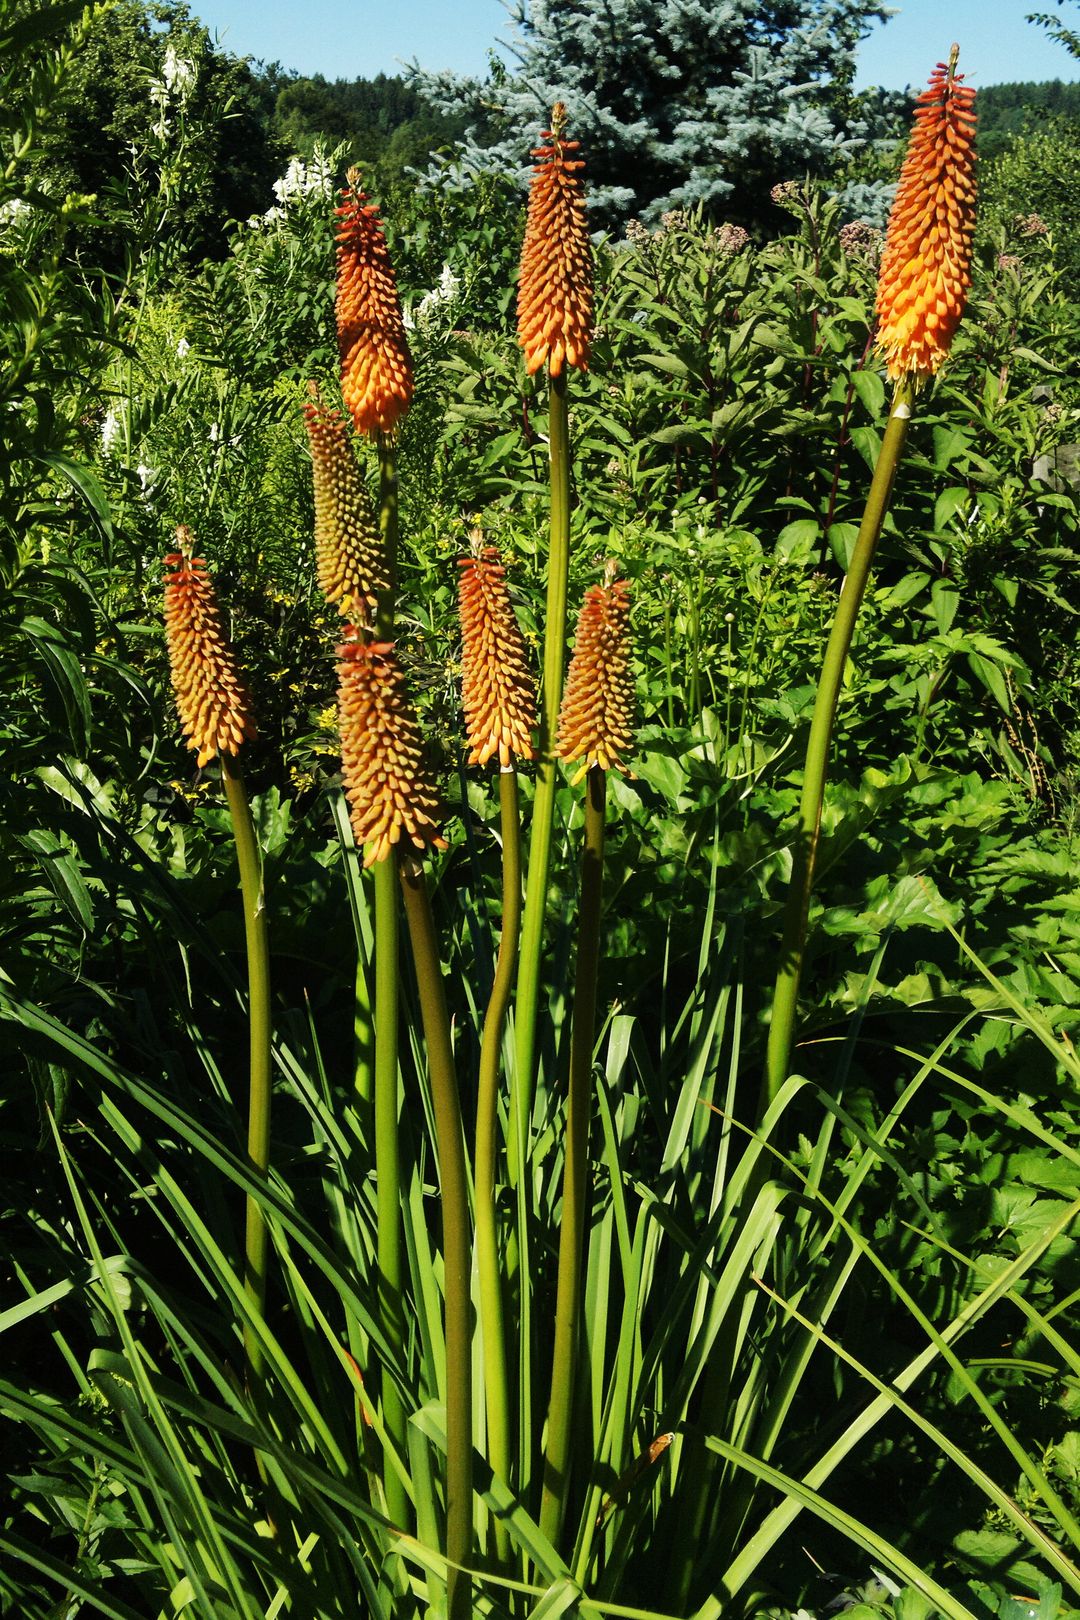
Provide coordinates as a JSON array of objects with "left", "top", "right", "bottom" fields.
[
  {"left": 162, "top": 45, "right": 197, "bottom": 97},
  {"left": 248, "top": 153, "right": 334, "bottom": 232},
  {"left": 247, "top": 206, "right": 287, "bottom": 230},
  {"left": 272, "top": 153, "right": 334, "bottom": 207},
  {"left": 149, "top": 44, "right": 197, "bottom": 136},
  {"left": 100, "top": 405, "right": 124, "bottom": 458},
  {"left": 0, "top": 196, "right": 29, "bottom": 246},
  {"left": 403, "top": 262, "right": 461, "bottom": 334}
]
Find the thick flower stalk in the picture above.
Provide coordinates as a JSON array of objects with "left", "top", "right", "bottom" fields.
[
  {"left": 164, "top": 531, "right": 268, "bottom": 1390},
  {"left": 336, "top": 168, "right": 413, "bottom": 439},
  {"left": 875, "top": 49, "right": 977, "bottom": 381},
  {"left": 163, "top": 538, "right": 255, "bottom": 767},
  {"left": 336, "top": 632, "right": 444, "bottom": 869},
  {"left": 457, "top": 538, "right": 536, "bottom": 1558},
  {"left": 540, "top": 569, "right": 632, "bottom": 1549},
  {"left": 511, "top": 106, "right": 596, "bottom": 1194},
  {"left": 458, "top": 541, "right": 537, "bottom": 768},
  {"left": 764, "top": 50, "right": 976, "bottom": 1105},
  {"left": 334, "top": 170, "right": 412, "bottom": 1533},
  {"left": 557, "top": 574, "right": 635, "bottom": 784},
  {"left": 517, "top": 102, "right": 594, "bottom": 378},
  {"left": 303, "top": 386, "right": 388, "bottom": 619}
]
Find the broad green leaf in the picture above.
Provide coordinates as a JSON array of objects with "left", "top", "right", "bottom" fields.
[
  {"left": 932, "top": 424, "right": 971, "bottom": 472},
  {"left": 827, "top": 522, "right": 858, "bottom": 570},
  {"left": 929, "top": 580, "right": 960, "bottom": 634},
  {"left": 776, "top": 518, "right": 820, "bottom": 562},
  {"left": 934, "top": 485, "right": 969, "bottom": 530},
  {"left": 851, "top": 368, "right": 885, "bottom": 418}
]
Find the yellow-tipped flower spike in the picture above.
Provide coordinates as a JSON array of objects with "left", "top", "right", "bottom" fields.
[
  {"left": 557, "top": 567, "right": 634, "bottom": 785},
  {"left": 875, "top": 47, "right": 977, "bottom": 382},
  {"left": 458, "top": 537, "right": 537, "bottom": 768},
  {"left": 163, "top": 533, "right": 256, "bottom": 769},
  {"left": 337, "top": 631, "right": 445, "bottom": 868},
  {"left": 335, "top": 168, "right": 413, "bottom": 438},
  {"left": 517, "top": 102, "right": 594, "bottom": 377},
  {"left": 303, "top": 385, "right": 388, "bottom": 620}
]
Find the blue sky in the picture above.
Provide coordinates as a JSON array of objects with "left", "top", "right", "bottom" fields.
[{"left": 189, "top": 0, "right": 1080, "bottom": 89}]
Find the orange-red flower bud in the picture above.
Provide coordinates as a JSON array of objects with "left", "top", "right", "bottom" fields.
[
  {"left": 517, "top": 103, "right": 594, "bottom": 377},
  {"left": 557, "top": 572, "right": 634, "bottom": 784},
  {"left": 458, "top": 540, "right": 536, "bottom": 768},
  {"left": 875, "top": 50, "right": 977, "bottom": 381},
  {"left": 163, "top": 534, "right": 255, "bottom": 768},
  {"left": 337, "top": 632, "right": 444, "bottom": 868},
  {"left": 335, "top": 169, "right": 413, "bottom": 437},
  {"left": 303, "top": 386, "right": 388, "bottom": 620}
]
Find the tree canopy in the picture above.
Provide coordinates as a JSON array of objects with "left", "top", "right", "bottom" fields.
[{"left": 407, "top": 0, "right": 893, "bottom": 225}]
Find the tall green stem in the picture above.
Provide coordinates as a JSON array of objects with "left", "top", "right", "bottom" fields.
[
  {"left": 510, "top": 369, "right": 571, "bottom": 1184},
  {"left": 375, "top": 435, "right": 398, "bottom": 638},
  {"left": 373, "top": 855, "right": 408, "bottom": 1527},
  {"left": 220, "top": 755, "right": 271, "bottom": 1387},
  {"left": 372, "top": 434, "right": 410, "bottom": 1529},
  {"left": 474, "top": 770, "right": 522, "bottom": 1563},
  {"left": 398, "top": 862, "right": 473, "bottom": 1620},
  {"left": 764, "top": 379, "right": 913, "bottom": 1103},
  {"left": 540, "top": 766, "right": 606, "bottom": 1549}
]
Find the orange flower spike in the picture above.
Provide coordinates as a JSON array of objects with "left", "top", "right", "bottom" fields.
[
  {"left": 517, "top": 101, "right": 594, "bottom": 377},
  {"left": 458, "top": 539, "right": 537, "bottom": 768},
  {"left": 303, "top": 385, "right": 388, "bottom": 619},
  {"left": 875, "top": 47, "right": 977, "bottom": 382},
  {"left": 163, "top": 533, "right": 256, "bottom": 768},
  {"left": 336, "top": 632, "right": 445, "bottom": 868},
  {"left": 335, "top": 168, "right": 413, "bottom": 438},
  {"left": 557, "top": 569, "right": 634, "bottom": 785}
]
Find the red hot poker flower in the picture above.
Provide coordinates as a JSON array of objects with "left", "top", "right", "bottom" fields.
[
  {"left": 336, "top": 632, "right": 444, "bottom": 868},
  {"left": 336, "top": 169, "right": 413, "bottom": 438},
  {"left": 458, "top": 541, "right": 537, "bottom": 768},
  {"left": 303, "top": 386, "right": 388, "bottom": 620},
  {"left": 875, "top": 49, "right": 977, "bottom": 381},
  {"left": 164, "top": 535, "right": 255, "bottom": 768},
  {"left": 517, "top": 102, "right": 594, "bottom": 377},
  {"left": 557, "top": 571, "right": 634, "bottom": 784}
]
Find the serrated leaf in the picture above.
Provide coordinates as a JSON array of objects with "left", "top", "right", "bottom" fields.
[{"left": 929, "top": 580, "right": 960, "bottom": 635}]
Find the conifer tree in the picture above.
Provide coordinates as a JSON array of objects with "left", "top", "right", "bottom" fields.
[{"left": 408, "top": 0, "right": 893, "bottom": 224}]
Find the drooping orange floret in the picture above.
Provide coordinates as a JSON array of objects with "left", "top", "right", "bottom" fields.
[
  {"left": 458, "top": 539, "right": 537, "bottom": 768},
  {"left": 517, "top": 102, "right": 594, "bottom": 377},
  {"left": 557, "top": 571, "right": 634, "bottom": 785},
  {"left": 875, "top": 48, "right": 977, "bottom": 381},
  {"left": 335, "top": 169, "right": 413, "bottom": 438},
  {"left": 164, "top": 533, "right": 256, "bottom": 768},
  {"left": 303, "top": 385, "right": 388, "bottom": 620},
  {"left": 337, "top": 632, "right": 445, "bottom": 868}
]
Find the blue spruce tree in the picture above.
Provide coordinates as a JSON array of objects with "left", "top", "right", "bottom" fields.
[{"left": 408, "top": 0, "right": 893, "bottom": 224}]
